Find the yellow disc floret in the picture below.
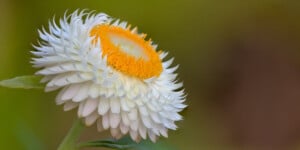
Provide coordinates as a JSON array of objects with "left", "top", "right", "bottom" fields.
[{"left": 90, "top": 24, "right": 163, "bottom": 79}]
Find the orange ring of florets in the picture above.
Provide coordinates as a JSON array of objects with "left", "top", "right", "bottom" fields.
[{"left": 90, "top": 24, "right": 162, "bottom": 79}]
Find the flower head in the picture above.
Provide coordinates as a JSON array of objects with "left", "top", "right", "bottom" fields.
[{"left": 32, "top": 10, "right": 186, "bottom": 142}]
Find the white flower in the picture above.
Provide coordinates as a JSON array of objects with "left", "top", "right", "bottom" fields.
[{"left": 32, "top": 10, "right": 186, "bottom": 142}]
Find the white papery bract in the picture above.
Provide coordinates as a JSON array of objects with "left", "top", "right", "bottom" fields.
[{"left": 32, "top": 10, "right": 186, "bottom": 142}]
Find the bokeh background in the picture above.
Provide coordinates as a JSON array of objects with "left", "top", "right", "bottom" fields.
[{"left": 1, "top": 0, "right": 300, "bottom": 149}]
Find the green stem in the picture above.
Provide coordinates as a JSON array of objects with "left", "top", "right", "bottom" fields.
[{"left": 57, "top": 118, "right": 85, "bottom": 150}]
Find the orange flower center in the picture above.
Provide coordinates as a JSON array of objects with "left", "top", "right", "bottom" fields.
[{"left": 90, "top": 24, "right": 163, "bottom": 79}]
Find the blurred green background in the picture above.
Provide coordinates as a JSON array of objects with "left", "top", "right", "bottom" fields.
[{"left": 1, "top": 0, "right": 300, "bottom": 149}]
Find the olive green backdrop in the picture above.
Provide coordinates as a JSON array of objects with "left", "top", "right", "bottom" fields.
[{"left": 1, "top": 0, "right": 300, "bottom": 150}]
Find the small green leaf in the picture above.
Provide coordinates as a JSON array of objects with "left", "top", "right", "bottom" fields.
[
  {"left": 78, "top": 136, "right": 176, "bottom": 150},
  {"left": 0, "top": 75, "right": 43, "bottom": 89}
]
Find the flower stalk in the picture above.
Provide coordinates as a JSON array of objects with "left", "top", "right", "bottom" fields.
[{"left": 58, "top": 119, "right": 85, "bottom": 150}]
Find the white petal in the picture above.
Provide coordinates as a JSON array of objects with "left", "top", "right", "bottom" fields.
[
  {"left": 161, "top": 118, "right": 177, "bottom": 130},
  {"left": 40, "top": 76, "right": 53, "bottom": 83},
  {"left": 109, "top": 112, "right": 121, "bottom": 128},
  {"left": 120, "top": 99, "right": 130, "bottom": 112},
  {"left": 162, "top": 57, "right": 174, "bottom": 68},
  {"left": 82, "top": 99, "right": 98, "bottom": 117},
  {"left": 45, "top": 85, "right": 60, "bottom": 92},
  {"left": 128, "top": 108, "right": 137, "bottom": 121},
  {"left": 166, "top": 65, "right": 179, "bottom": 73},
  {"left": 138, "top": 106, "right": 148, "bottom": 116},
  {"left": 63, "top": 101, "right": 78, "bottom": 111},
  {"left": 97, "top": 119, "right": 104, "bottom": 132},
  {"left": 110, "top": 99, "right": 120, "bottom": 114},
  {"left": 138, "top": 124, "right": 147, "bottom": 139},
  {"left": 174, "top": 103, "right": 187, "bottom": 109},
  {"left": 150, "top": 112, "right": 161, "bottom": 124},
  {"left": 141, "top": 116, "right": 152, "bottom": 128},
  {"left": 121, "top": 112, "right": 130, "bottom": 126},
  {"left": 120, "top": 122, "right": 129, "bottom": 134},
  {"left": 148, "top": 130, "right": 157, "bottom": 142},
  {"left": 159, "top": 51, "right": 168, "bottom": 59},
  {"left": 126, "top": 99, "right": 135, "bottom": 108},
  {"left": 159, "top": 126, "right": 168, "bottom": 138},
  {"left": 98, "top": 98, "right": 110, "bottom": 115},
  {"left": 88, "top": 84, "right": 99, "bottom": 98},
  {"left": 130, "top": 119, "right": 139, "bottom": 131},
  {"left": 129, "top": 130, "right": 140, "bottom": 142},
  {"left": 78, "top": 102, "right": 84, "bottom": 117},
  {"left": 61, "top": 84, "right": 81, "bottom": 100},
  {"left": 102, "top": 114, "right": 110, "bottom": 129},
  {"left": 170, "top": 113, "right": 182, "bottom": 121},
  {"left": 73, "top": 83, "right": 90, "bottom": 102},
  {"left": 85, "top": 112, "right": 98, "bottom": 126},
  {"left": 146, "top": 102, "right": 157, "bottom": 112},
  {"left": 110, "top": 128, "right": 122, "bottom": 139},
  {"left": 56, "top": 87, "right": 68, "bottom": 105}
]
